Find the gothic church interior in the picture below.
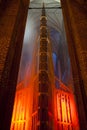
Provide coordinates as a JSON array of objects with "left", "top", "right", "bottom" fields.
[{"left": 0, "top": 0, "right": 87, "bottom": 130}]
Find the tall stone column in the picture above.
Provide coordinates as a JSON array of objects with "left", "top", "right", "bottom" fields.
[
  {"left": 0, "top": 0, "right": 29, "bottom": 129},
  {"left": 61, "top": 0, "right": 87, "bottom": 129},
  {"left": 37, "top": 5, "right": 49, "bottom": 130},
  {"left": 35, "top": 4, "right": 54, "bottom": 130}
]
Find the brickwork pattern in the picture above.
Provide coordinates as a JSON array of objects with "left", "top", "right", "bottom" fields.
[
  {"left": 66, "top": 0, "right": 87, "bottom": 96},
  {"left": 61, "top": 0, "right": 87, "bottom": 129},
  {"left": 0, "top": 0, "right": 29, "bottom": 130},
  {"left": 0, "top": 0, "right": 20, "bottom": 82}
]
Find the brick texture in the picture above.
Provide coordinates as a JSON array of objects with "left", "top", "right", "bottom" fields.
[
  {"left": 61, "top": 0, "right": 87, "bottom": 129},
  {"left": 0, "top": 1, "right": 19, "bottom": 81},
  {"left": 0, "top": 0, "right": 29, "bottom": 130}
]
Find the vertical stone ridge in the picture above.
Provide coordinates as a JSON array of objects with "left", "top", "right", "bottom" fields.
[{"left": 37, "top": 4, "right": 49, "bottom": 130}]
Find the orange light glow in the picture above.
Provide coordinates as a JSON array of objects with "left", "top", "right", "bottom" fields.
[
  {"left": 56, "top": 90, "right": 79, "bottom": 130},
  {"left": 61, "top": 95, "right": 67, "bottom": 122},
  {"left": 10, "top": 82, "right": 33, "bottom": 130}
]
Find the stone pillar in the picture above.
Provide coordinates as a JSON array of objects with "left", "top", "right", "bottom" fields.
[
  {"left": 0, "top": 0, "right": 29, "bottom": 129},
  {"left": 37, "top": 6, "right": 49, "bottom": 130},
  {"left": 61, "top": 0, "right": 87, "bottom": 129}
]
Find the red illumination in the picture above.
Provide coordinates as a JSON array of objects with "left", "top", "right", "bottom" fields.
[
  {"left": 61, "top": 95, "right": 67, "bottom": 122},
  {"left": 56, "top": 90, "right": 79, "bottom": 130},
  {"left": 10, "top": 84, "right": 32, "bottom": 130}
]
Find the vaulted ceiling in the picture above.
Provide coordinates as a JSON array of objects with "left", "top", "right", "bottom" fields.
[
  {"left": 24, "top": 0, "right": 63, "bottom": 55},
  {"left": 18, "top": 0, "right": 73, "bottom": 87},
  {"left": 30, "top": 0, "right": 60, "bottom": 3}
]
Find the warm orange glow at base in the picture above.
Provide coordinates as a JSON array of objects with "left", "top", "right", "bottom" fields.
[
  {"left": 10, "top": 81, "right": 80, "bottom": 130},
  {"left": 10, "top": 83, "right": 33, "bottom": 130},
  {"left": 55, "top": 89, "right": 79, "bottom": 130}
]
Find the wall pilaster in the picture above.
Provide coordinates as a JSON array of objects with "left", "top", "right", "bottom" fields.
[
  {"left": 0, "top": 0, "right": 29, "bottom": 129},
  {"left": 61, "top": 0, "right": 87, "bottom": 129}
]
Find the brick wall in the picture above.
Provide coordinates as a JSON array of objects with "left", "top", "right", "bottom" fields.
[
  {"left": 61, "top": 0, "right": 87, "bottom": 129},
  {"left": 0, "top": 0, "right": 29, "bottom": 129},
  {"left": 0, "top": 1, "right": 19, "bottom": 81}
]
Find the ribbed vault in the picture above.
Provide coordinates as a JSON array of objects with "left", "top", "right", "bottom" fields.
[{"left": 18, "top": 0, "right": 73, "bottom": 88}]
